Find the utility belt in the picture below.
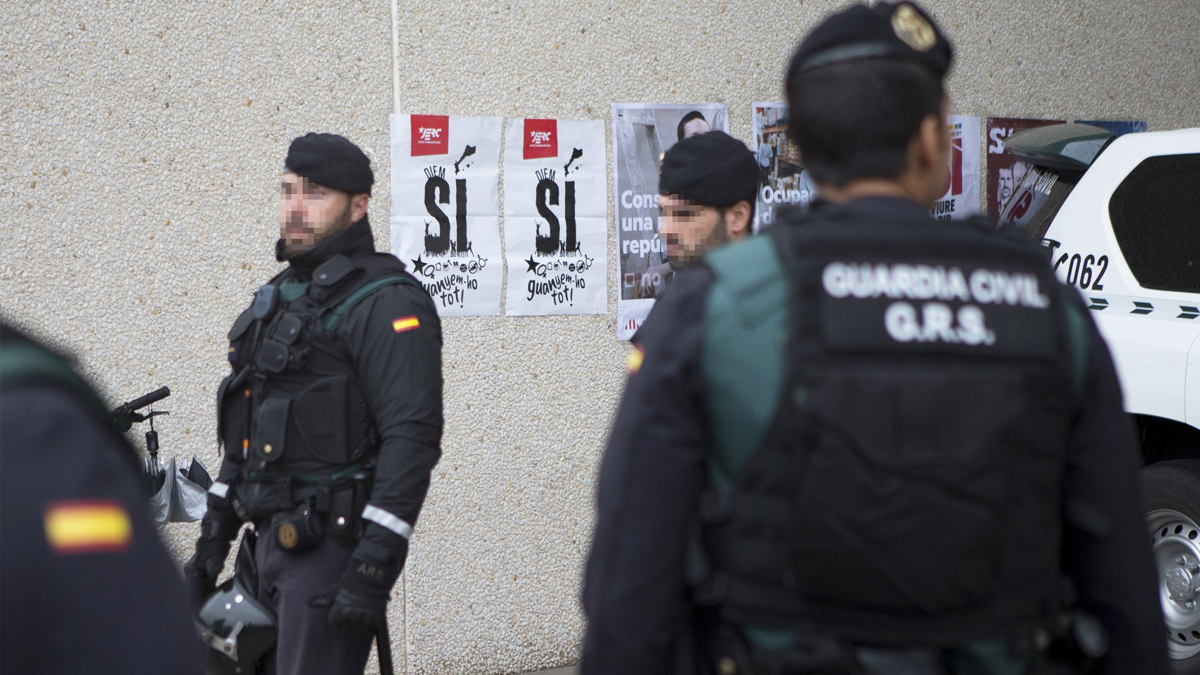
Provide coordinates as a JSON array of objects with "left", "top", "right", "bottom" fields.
[
  {"left": 690, "top": 612, "right": 1106, "bottom": 675},
  {"left": 230, "top": 463, "right": 374, "bottom": 553}
]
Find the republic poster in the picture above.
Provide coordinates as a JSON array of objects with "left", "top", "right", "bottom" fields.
[{"left": 612, "top": 102, "right": 729, "bottom": 340}]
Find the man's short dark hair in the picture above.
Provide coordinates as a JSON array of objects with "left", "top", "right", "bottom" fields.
[
  {"left": 718, "top": 200, "right": 756, "bottom": 227},
  {"left": 677, "top": 111, "right": 707, "bottom": 142},
  {"left": 785, "top": 59, "right": 943, "bottom": 186}
]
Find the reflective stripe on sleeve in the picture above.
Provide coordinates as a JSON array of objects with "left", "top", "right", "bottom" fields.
[
  {"left": 362, "top": 505, "right": 413, "bottom": 539},
  {"left": 209, "top": 481, "right": 230, "bottom": 499}
]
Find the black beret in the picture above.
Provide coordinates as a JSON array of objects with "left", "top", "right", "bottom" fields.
[
  {"left": 659, "top": 131, "right": 758, "bottom": 207},
  {"left": 284, "top": 132, "right": 374, "bottom": 194},
  {"left": 791, "top": 1, "right": 952, "bottom": 78}
]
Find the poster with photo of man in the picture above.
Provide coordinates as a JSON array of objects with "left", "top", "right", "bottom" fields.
[
  {"left": 390, "top": 114, "right": 503, "bottom": 315},
  {"left": 986, "top": 116, "right": 1063, "bottom": 220},
  {"left": 503, "top": 118, "right": 607, "bottom": 315},
  {"left": 612, "top": 103, "right": 729, "bottom": 340},
  {"left": 930, "top": 115, "right": 981, "bottom": 221},
  {"left": 751, "top": 103, "right": 816, "bottom": 232}
]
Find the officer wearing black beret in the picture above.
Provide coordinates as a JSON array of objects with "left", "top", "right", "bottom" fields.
[
  {"left": 640, "top": 131, "right": 759, "bottom": 296},
  {"left": 186, "top": 133, "right": 443, "bottom": 675},
  {"left": 583, "top": 4, "right": 1168, "bottom": 675}
]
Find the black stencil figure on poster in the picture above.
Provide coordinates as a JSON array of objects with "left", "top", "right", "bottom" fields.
[
  {"left": 422, "top": 165, "right": 472, "bottom": 256},
  {"left": 564, "top": 148, "right": 583, "bottom": 175},
  {"left": 534, "top": 168, "right": 579, "bottom": 255},
  {"left": 453, "top": 145, "right": 476, "bottom": 174}
]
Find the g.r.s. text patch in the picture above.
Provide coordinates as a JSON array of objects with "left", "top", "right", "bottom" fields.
[{"left": 819, "top": 260, "right": 1059, "bottom": 359}]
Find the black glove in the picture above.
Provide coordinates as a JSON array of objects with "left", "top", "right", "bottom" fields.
[
  {"left": 183, "top": 496, "right": 241, "bottom": 607},
  {"left": 329, "top": 523, "right": 408, "bottom": 628}
]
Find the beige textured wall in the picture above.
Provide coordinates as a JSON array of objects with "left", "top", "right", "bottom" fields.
[{"left": 3, "top": 1, "right": 1198, "bottom": 674}]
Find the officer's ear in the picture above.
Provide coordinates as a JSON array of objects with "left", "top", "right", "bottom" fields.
[
  {"left": 723, "top": 200, "right": 753, "bottom": 240},
  {"left": 350, "top": 192, "right": 370, "bottom": 222},
  {"left": 909, "top": 98, "right": 951, "bottom": 206}
]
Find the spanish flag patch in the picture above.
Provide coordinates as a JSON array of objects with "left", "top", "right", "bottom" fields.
[
  {"left": 44, "top": 500, "right": 132, "bottom": 555},
  {"left": 626, "top": 345, "right": 645, "bottom": 374},
  {"left": 392, "top": 315, "right": 420, "bottom": 333}
]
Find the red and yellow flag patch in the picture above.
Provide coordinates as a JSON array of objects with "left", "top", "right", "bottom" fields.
[
  {"left": 392, "top": 315, "right": 420, "bottom": 333},
  {"left": 626, "top": 346, "right": 645, "bottom": 374},
  {"left": 44, "top": 500, "right": 132, "bottom": 555}
]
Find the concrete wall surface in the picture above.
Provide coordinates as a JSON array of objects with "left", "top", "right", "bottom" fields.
[{"left": 3, "top": 0, "right": 1198, "bottom": 673}]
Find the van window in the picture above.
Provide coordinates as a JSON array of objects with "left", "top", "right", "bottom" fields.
[{"left": 1109, "top": 154, "right": 1200, "bottom": 293}]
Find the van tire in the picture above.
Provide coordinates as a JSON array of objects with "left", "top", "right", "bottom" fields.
[{"left": 1144, "top": 460, "right": 1200, "bottom": 673}]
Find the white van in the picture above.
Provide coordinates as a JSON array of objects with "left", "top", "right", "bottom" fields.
[{"left": 1003, "top": 124, "right": 1200, "bottom": 671}]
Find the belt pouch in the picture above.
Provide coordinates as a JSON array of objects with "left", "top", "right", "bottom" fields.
[
  {"left": 274, "top": 498, "right": 326, "bottom": 554},
  {"left": 329, "top": 486, "right": 360, "bottom": 546}
]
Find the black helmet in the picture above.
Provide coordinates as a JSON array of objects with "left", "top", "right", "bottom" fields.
[
  {"left": 197, "top": 529, "right": 276, "bottom": 675},
  {"left": 197, "top": 576, "right": 277, "bottom": 675}
]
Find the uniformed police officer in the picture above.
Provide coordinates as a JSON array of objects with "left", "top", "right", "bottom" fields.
[
  {"left": 582, "top": 4, "right": 1168, "bottom": 675},
  {"left": 641, "top": 131, "right": 759, "bottom": 297},
  {"left": 1, "top": 323, "right": 204, "bottom": 674},
  {"left": 185, "top": 133, "right": 443, "bottom": 675}
]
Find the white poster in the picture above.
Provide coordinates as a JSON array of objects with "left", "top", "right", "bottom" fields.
[
  {"left": 931, "top": 115, "right": 981, "bottom": 221},
  {"left": 751, "top": 102, "right": 816, "bottom": 232},
  {"left": 612, "top": 103, "right": 729, "bottom": 340},
  {"left": 503, "top": 119, "right": 608, "bottom": 315},
  {"left": 390, "top": 114, "right": 503, "bottom": 315}
]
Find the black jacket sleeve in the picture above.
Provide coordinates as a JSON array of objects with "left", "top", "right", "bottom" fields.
[
  {"left": 1, "top": 385, "right": 205, "bottom": 675},
  {"left": 582, "top": 268, "right": 715, "bottom": 675},
  {"left": 1059, "top": 294, "right": 1170, "bottom": 674},
  {"left": 339, "top": 281, "right": 444, "bottom": 532}
]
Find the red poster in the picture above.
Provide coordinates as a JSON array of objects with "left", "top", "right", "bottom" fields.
[
  {"left": 411, "top": 115, "right": 449, "bottom": 156},
  {"left": 985, "top": 116, "right": 1062, "bottom": 219},
  {"left": 523, "top": 118, "right": 558, "bottom": 160}
]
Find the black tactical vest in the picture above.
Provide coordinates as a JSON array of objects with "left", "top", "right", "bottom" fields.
[
  {"left": 216, "top": 251, "right": 420, "bottom": 519},
  {"left": 699, "top": 205, "right": 1081, "bottom": 647}
]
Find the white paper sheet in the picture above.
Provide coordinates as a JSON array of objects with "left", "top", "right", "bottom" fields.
[
  {"left": 503, "top": 118, "right": 608, "bottom": 315},
  {"left": 390, "top": 114, "right": 503, "bottom": 315},
  {"left": 931, "top": 115, "right": 981, "bottom": 221}
]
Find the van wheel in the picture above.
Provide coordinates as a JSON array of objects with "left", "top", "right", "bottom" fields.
[{"left": 1145, "top": 460, "right": 1200, "bottom": 673}]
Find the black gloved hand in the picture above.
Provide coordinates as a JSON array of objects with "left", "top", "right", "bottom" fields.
[
  {"left": 183, "top": 496, "right": 241, "bottom": 607},
  {"left": 329, "top": 523, "right": 409, "bottom": 628}
]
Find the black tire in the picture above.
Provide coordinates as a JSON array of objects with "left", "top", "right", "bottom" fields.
[{"left": 1144, "top": 459, "right": 1200, "bottom": 674}]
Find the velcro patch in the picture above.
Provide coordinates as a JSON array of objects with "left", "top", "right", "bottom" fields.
[
  {"left": 819, "top": 260, "right": 1059, "bottom": 359},
  {"left": 44, "top": 500, "right": 132, "bottom": 555},
  {"left": 392, "top": 316, "right": 420, "bottom": 333}
]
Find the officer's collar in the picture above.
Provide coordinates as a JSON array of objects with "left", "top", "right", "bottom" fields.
[
  {"left": 279, "top": 215, "right": 376, "bottom": 280},
  {"left": 825, "top": 196, "right": 931, "bottom": 220}
]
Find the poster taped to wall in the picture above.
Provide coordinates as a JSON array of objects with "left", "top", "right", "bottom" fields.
[
  {"left": 930, "top": 115, "right": 981, "bottom": 221},
  {"left": 986, "top": 116, "right": 1063, "bottom": 220},
  {"left": 503, "top": 119, "right": 607, "bottom": 315},
  {"left": 390, "top": 114, "right": 503, "bottom": 316},
  {"left": 613, "top": 103, "right": 729, "bottom": 340},
  {"left": 751, "top": 103, "right": 815, "bottom": 232}
]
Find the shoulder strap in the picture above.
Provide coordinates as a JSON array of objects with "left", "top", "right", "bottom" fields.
[
  {"left": 702, "top": 235, "right": 790, "bottom": 489},
  {"left": 706, "top": 234, "right": 786, "bottom": 326},
  {"left": 320, "top": 275, "right": 421, "bottom": 332}
]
